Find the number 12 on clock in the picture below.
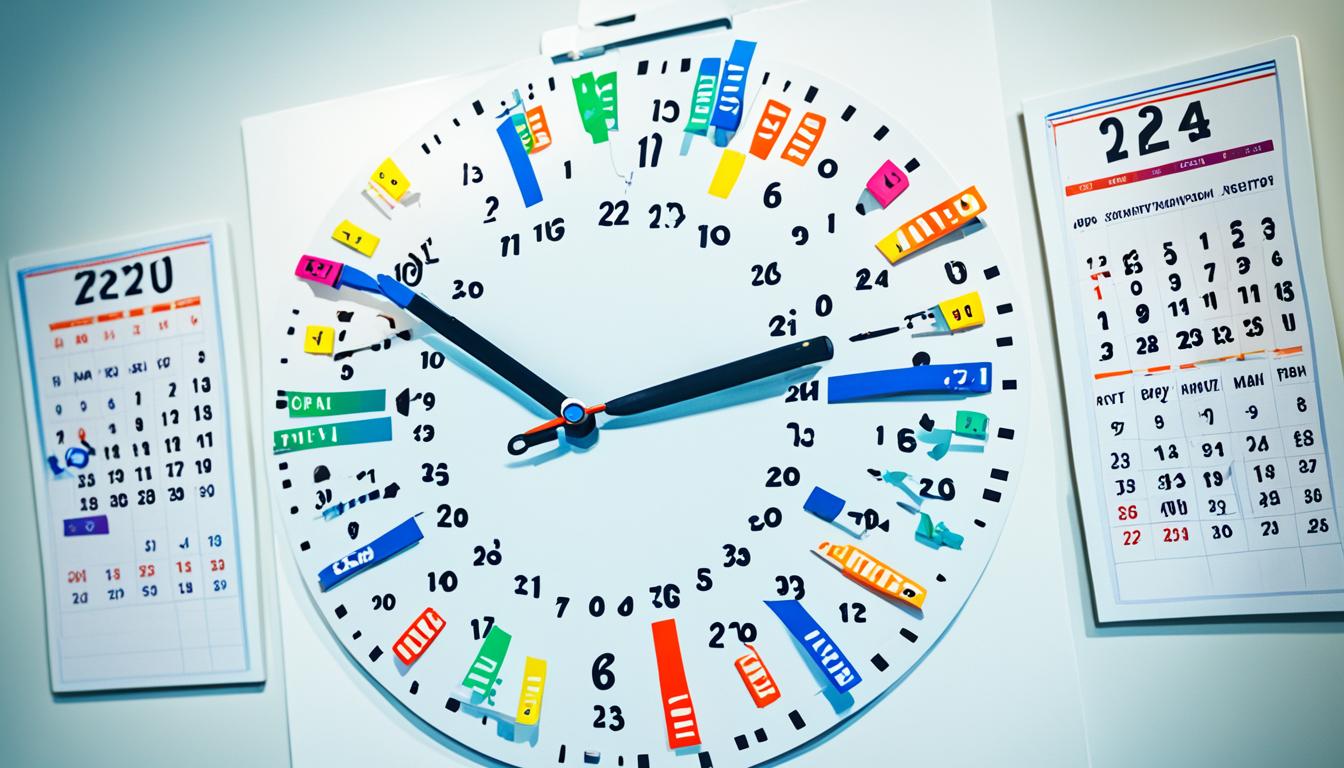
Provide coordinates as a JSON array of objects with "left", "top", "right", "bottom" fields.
[{"left": 1026, "top": 38, "right": 1344, "bottom": 620}]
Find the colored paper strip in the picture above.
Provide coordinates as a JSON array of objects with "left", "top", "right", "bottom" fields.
[
  {"left": 462, "top": 625, "right": 512, "bottom": 697},
  {"left": 827, "top": 362, "right": 992, "bottom": 403},
  {"left": 1065, "top": 139, "right": 1273, "bottom": 197},
  {"left": 710, "top": 40, "right": 757, "bottom": 133},
  {"left": 875, "top": 186, "right": 986, "bottom": 265},
  {"left": 286, "top": 389, "right": 386, "bottom": 418},
  {"left": 63, "top": 515, "right": 109, "bottom": 537},
  {"left": 496, "top": 119, "right": 543, "bottom": 208},
  {"left": 393, "top": 606, "right": 446, "bottom": 665},
  {"left": 685, "top": 58, "right": 720, "bottom": 136},
  {"left": 764, "top": 600, "right": 861, "bottom": 694},
  {"left": 515, "top": 656, "right": 548, "bottom": 725},
  {"left": 708, "top": 149, "right": 747, "bottom": 198},
  {"left": 749, "top": 99, "right": 792, "bottom": 159},
  {"left": 651, "top": 619, "right": 701, "bottom": 748},
  {"left": 317, "top": 516, "right": 422, "bottom": 591},
  {"left": 273, "top": 416, "right": 393, "bottom": 454}
]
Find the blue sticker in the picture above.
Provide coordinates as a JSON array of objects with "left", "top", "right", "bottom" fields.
[
  {"left": 63, "top": 515, "right": 109, "bottom": 537},
  {"left": 709, "top": 40, "right": 756, "bottom": 133},
  {"left": 765, "top": 600, "right": 861, "bottom": 693},
  {"left": 317, "top": 516, "right": 423, "bottom": 591},
  {"left": 803, "top": 486, "right": 845, "bottom": 522},
  {"left": 496, "top": 118, "right": 543, "bottom": 208},
  {"left": 827, "top": 362, "right": 992, "bottom": 403}
]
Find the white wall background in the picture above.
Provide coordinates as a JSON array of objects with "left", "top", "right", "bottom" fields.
[{"left": 0, "top": 1, "right": 1340, "bottom": 766}]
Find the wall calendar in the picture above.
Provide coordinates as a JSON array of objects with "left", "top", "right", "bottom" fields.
[
  {"left": 1026, "top": 38, "right": 1344, "bottom": 621},
  {"left": 10, "top": 224, "right": 265, "bottom": 691}
]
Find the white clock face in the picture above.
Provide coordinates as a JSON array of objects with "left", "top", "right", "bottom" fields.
[{"left": 262, "top": 35, "right": 1028, "bottom": 768}]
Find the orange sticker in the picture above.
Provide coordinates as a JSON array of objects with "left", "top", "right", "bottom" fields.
[
  {"left": 875, "top": 186, "right": 986, "bottom": 265},
  {"left": 734, "top": 644, "right": 781, "bottom": 707},
  {"left": 817, "top": 541, "right": 926, "bottom": 609},
  {"left": 393, "top": 607, "right": 446, "bottom": 665},
  {"left": 749, "top": 100, "right": 792, "bottom": 160},
  {"left": 526, "top": 106, "right": 552, "bottom": 153},
  {"left": 780, "top": 112, "right": 826, "bottom": 166}
]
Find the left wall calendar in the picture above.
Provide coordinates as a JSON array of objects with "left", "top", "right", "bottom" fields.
[{"left": 9, "top": 224, "right": 265, "bottom": 692}]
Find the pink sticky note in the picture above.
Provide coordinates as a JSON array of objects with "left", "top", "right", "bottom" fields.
[
  {"left": 866, "top": 160, "right": 910, "bottom": 209},
  {"left": 295, "top": 254, "right": 342, "bottom": 287}
]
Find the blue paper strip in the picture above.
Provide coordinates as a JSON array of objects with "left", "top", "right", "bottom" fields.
[
  {"left": 496, "top": 119, "right": 543, "bottom": 208},
  {"left": 63, "top": 515, "right": 109, "bottom": 537},
  {"left": 710, "top": 40, "right": 756, "bottom": 133},
  {"left": 827, "top": 362, "right": 992, "bottom": 403},
  {"left": 317, "top": 516, "right": 423, "bottom": 591},
  {"left": 765, "top": 599, "right": 861, "bottom": 693}
]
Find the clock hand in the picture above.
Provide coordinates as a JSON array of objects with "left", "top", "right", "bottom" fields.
[
  {"left": 508, "top": 336, "right": 833, "bottom": 455},
  {"left": 373, "top": 274, "right": 573, "bottom": 419}
]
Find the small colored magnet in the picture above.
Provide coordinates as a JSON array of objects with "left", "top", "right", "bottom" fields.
[
  {"left": 303, "top": 325, "right": 335, "bottom": 355},
  {"left": 937, "top": 291, "right": 985, "bottom": 332},
  {"left": 332, "top": 219, "right": 380, "bottom": 257},
  {"left": 803, "top": 486, "right": 845, "bottom": 522},
  {"left": 866, "top": 160, "right": 910, "bottom": 208},
  {"left": 371, "top": 158, "right": 410, "bottom": 201},
  {"left": 954, "top": 410, "right": 988, "bottom": 438}
]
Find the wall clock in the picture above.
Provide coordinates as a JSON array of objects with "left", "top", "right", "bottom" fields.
[{"left": 262, "top": 30, "right": 1028, "bottom": 768}]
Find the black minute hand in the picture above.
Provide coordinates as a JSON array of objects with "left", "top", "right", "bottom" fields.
[
  {"left": 605, "top": 335, "right": 834, "bottom": 416},
  {"left": 507, "top": 336, "right": 833, "bottom": 455},
  {"left": 376, "top": 275, "right": 569, "bottom": 417}
]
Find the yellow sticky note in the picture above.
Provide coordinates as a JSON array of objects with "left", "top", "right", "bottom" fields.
[
  {"left": 707, "top": 149, "right": 747, "bottom": 199},
  {"left": 515, "top": 656, "right": 547, "bottom": 725},
  {"left": 938, "top": 291, "right": 985, "bottom": 331},
  {"left": 331, "top": 219, "right": 379, "bottom": 257},
  {"left": 303, "top": 325, "right": 335, "bottom": 355},
  {"left": 372, "top": 157, "right": 410, "bottom": 201}
]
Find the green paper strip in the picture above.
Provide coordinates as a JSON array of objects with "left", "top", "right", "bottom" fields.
[
  {"left": 572, "top": 71, "right": 617, "bottom": 143},
  {"left": 273, "top": 416, "right": 392, "bottom": 454},
  {"left": 462, "top": 626, "right": 512, "bottom": 697},
  {"left": 286, "top": 389, "right": 385, "bottom": 418},
  {"left": 511, "top": 113, "right": 535, "bottom": 153}
]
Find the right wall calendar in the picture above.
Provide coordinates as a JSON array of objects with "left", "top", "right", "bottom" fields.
[{"left": 1026, "top": 37, "right": 1344, "bottom": 621}]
